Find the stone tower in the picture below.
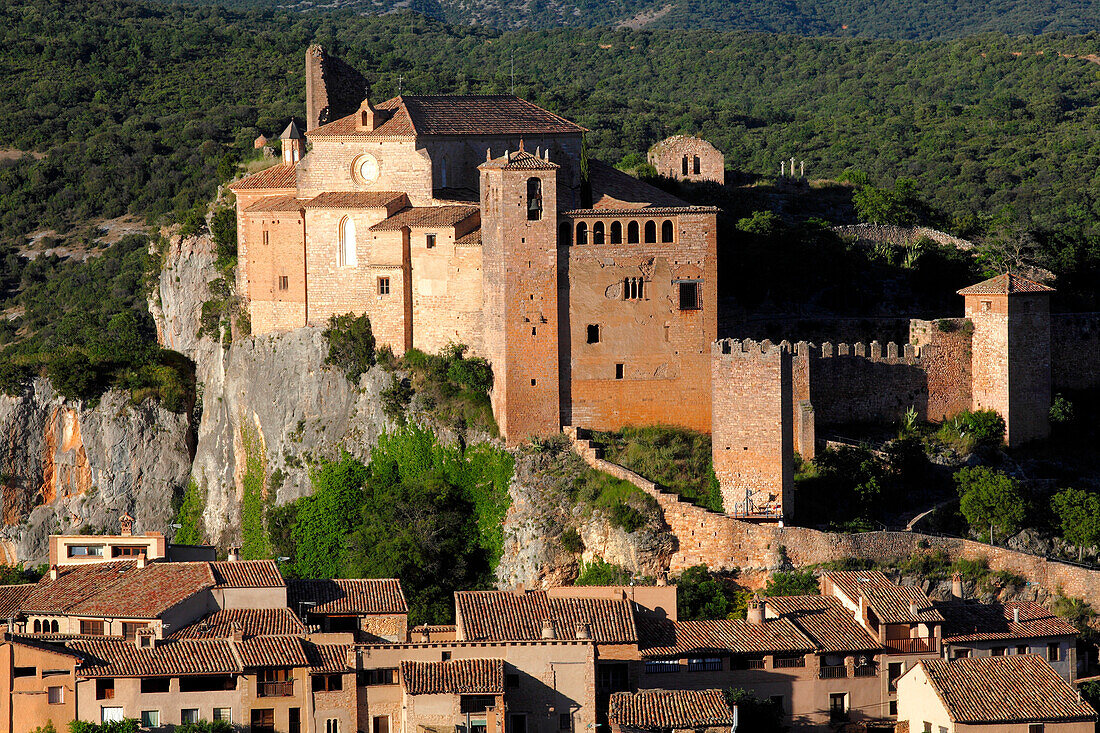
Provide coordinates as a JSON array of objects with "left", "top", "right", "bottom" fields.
[
  {"left": 280, "top": 120, "right": 304, "bottom": 164},
  {"left": 959, "top": 273, "right": 1054, "bottom": 447},
  {"left": 479, "top": 147, "right": 561, "bottom": 444}
]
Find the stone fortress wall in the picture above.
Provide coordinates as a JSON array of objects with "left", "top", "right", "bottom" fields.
[{"left": 648, "top": 136, "right": 725, "bottom": 184}]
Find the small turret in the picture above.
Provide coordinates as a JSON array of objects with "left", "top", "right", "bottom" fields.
[
  {"left": 355, "top": 97, "right": 377, "bottom": 133},
  {"left": 280, "top": 120, "right": 305, "bottom": 164}
]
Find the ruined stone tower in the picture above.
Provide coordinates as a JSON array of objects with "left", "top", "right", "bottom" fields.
[
  {"left": 479, "top": 148, "right": 562, "bottom": 444},
  {"left": 960, "top": 273, "right": 1054, "bottom": 447}
]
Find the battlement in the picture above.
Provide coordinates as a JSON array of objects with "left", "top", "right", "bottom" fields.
[{"left": 714, "top": 338, "right": 921, "bottom": 363}]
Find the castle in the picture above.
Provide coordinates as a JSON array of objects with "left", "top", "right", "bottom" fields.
[
  {"left": 229, "top": 47, "right": 717, "bottom": 442},
  {"left": 231, "top": 48, "right": 1100, "bottom": 521}
]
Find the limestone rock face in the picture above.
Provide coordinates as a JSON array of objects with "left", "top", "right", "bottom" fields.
[{"left": 0, "top": 381, "right": 192, "bottom": 563}]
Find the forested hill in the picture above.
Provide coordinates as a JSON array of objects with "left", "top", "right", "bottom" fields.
[{"left": 180, "top": 0, "right": 1100, "bottom": 38}]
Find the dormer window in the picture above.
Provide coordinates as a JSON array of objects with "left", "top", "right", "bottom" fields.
[{"left": 527, "top": 178, "right": 543, "bottom": 221}]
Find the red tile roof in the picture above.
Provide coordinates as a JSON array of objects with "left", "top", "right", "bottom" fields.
[
  {"left": 287, "top": 579, "right": 408, "bottom": 615},
  {"left": 304, "top": 191, "right": 407, "bottom": 209},
  {"left": 307, "top": 642, "right": 351, "bottom": 673},
  {"left": 244, "top": 195, "right": 305, "bottom": 213},
  {"left": 638, "top": 617, "right": 814, "bottom": 657},
  {"left": 766, "top": 595, "right": 881, "bottom": 653},
  {"left": 957, "top": 273, "right": 1055, "bottom": 295},
  {"left": 937, "top": 601, "right": 1078, "bottom": 643},
  {"left": 370, "top": 206, "right": 480, "bottom": 232},
  {"left": 23, "top": 561, "right": 215, "bottom": 619},
  {"left": 455, "top": 591, "right": 636, "bottom": 644},
  {"left": 609, "top": 689, "right": 735, "bottom": 729},
  {"left": 237, "top": 635, "right": 311, "bottom": 668},
  {"left": 69, "top": 638, "right": 240, "bottom": 677},
  {"left": 169, "top": 608, "right": 305, "bottom": 640},
  {"left": 918, "top": 655, "right": 1096, "bottom": 723},
  {"left": 308, "top": 95, "right": 586, "bottom": 139},
  {"left": 823, "top": 570, "right": 943, "bottom": 624},
  {"left": 480, "top": 149, "right": 559, "bottom": 171},
  {"left": 455, "top": 229, "right": 482, "bottom": 246},
  {"left": 400, "top": 658, "right": 504, "bottom": 695},
  {"left": 228, "top": 164, "right": 298, "bottom": 191},
  {"left": 210, "top": 560, "right": 285, "bottom": 588},
  {"left": 0, "top": 585, "right": 33, "bottom": 618}
]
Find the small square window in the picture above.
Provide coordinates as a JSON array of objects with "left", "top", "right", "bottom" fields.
[
  {"left": 181, "top": 709, "right": 199, "bottom": 725},
  {"left": 378, "top": 277, "right": 390, "bottom": 295},
  {"left": 532, "top": 327, "right": 536, "bottom": 336},
  {"left": 213, "top": 709, "right": 232, "bottom": 724},
  {"left": 47, "top": 686, "right": 63, "bottom": 705},
  {"left": 615, "top": 364, "right": 624, "bottom": 380},
  {"left": 923, "top": 723, "right": 932, "bottom": 733},
  {"left": 1029, "top": 725, "right": 1045, "bottom": 733},
  {"left": 531, "top": 379, "right": 537, "bottom": 386},
  {"left": 426, "top": 234, "right": 436, "bottom": 249},
  {"left": 980, "top": 300, "right": 992, "bottom": 312},
  {"left": 441, "top": 651, "right": 451, "bottom": 662},
  {"left": 678, "top": 281, "right": 700, "bottom": 311},
  {"left": 141, "top": 710, "right": 160, "bottom": 728},
  {"left": 586, "top": 324, "right": 600, "bottom": 344},
  {"left": 278, "top": 275, "right": 289, "bottom": 290}
]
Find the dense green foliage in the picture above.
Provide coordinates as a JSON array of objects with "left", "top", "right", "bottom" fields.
[
  {"left": 569, "top": 467, "right": 658, "bottom": 533},
  {"left": 173, "top": 479, "right": 206, "bottom": 545},
  {"left": 937, "top": 409, "right": 1006, "bottom": 453},
  {"left": 675, "top": 565, "right": 747, "bottom": 621},
  {"left": 176, "top": 722, "right": 232, "bottom": 733},
  {"left": 0, "top": 233, "right": 193, "bottom": 408},
  {"left": 70, "top": 721, "right": 138, "bottom": 733},
  {"left": 955, "top": 466, "right": 1028, "bottom": 542},
  {"left": 270, "top": 425, "right": 512, "bottom": 625},
  {"left": 1051, "top": 487, "right": 1100, "bottom": 551},
  {"left": 323, "top": 313, "right": 376, "bottom": 383},
  {"left": 595, "top": 426, "right": 723, "bottom": 512},
  {"left": 391, "top": 344, "right": 496, "bottom": 434},
  {"left": 575, "top": 558, "right": 634, "bottom": 585},
  {"left": 763, "top": 570, "right": 819, "bottom": 597},
  {"left": 239, "top": 422, "right": 273, "bottom": 560}
]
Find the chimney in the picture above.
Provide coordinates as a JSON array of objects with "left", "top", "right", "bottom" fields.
[
  {"left": 346, "top": 646, "right": 358, "bottom": 669},
  {"left": 1012, "top": 607, "right": 1020, "bottom": 624},
  {"left": 355, "top": 98, "right": 377, "bottom": 132},
  {"left": 137, "top": 552, "right": 147, "bottom": 569},
  {"left": 747, "top": 595, "right": 764, "bottom": 625},
  {"left": 135, "top": 628, "right": 156, "bottom": 650},
  {"left": 951, "top": 572, "right": 963, "bottom": 600},
  {"left": 541, "top": 619, "right": 557, "bottom": 640},
  {"left": 908, "top": 600, "right": 919, "bottom": 617},
  {"left": 575, "top": 622, "right": 591, "bottom": 640},
  {"left": 229, "top": 622, "right": 244, "bottom": 644},
  {"left": 49, "top": 565, "right": 58, "bottom": 581},
  {"left": 227, "top": 547, "right": 240, "bottom": 563},
  {"left": 119, "top": 513, "right": 134, "bottom": 537}
]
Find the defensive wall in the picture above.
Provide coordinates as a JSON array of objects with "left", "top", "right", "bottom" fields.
[
  {"left": 1051, "top": 312, "right": 1100, "bottom": 390},
  {"left": 566, "top": 430, "right": 1100, "bottom": 605},
  {"left": 832, "top": 224, "right": 974, "bottom": 251}
]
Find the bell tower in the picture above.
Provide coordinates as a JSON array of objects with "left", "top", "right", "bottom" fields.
[
  {"left": 280, "top": 120, "right": 304, "bottom": 165},
  {"left": 480, "top": 146, "right": 561, "bottom": 444}
]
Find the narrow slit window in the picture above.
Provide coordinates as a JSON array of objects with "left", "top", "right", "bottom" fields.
[
  {"left": 426, "top": 233, "right": 436, "bottom": 249},
  {"left": 278, "top": 276, "right": 289, "bottom": 291},
  {"left": 615, "top": 363, "right": 624, "bottom": 380},
  {"left": 681, "top": 156, "right": 689, "bottom": 175},
  {"left": 693, "top": 156, "right": 701, "bottom": 174}
]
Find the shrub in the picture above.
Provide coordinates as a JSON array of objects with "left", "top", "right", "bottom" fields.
[
  {"left": 1050, "top": 394, "right": 1075, "bottom": 426},
  {"left": 560, "top": 527, "right": 584, "bottom": 554},
  {"left": 381, "top": 375, "right": 413, "bottom": 422},
  {"left": 938, "top": 409, "right": 1005, "bottom": 453},
  {"left": 764, "top": 569, "right": 819, "bottom": 596},
  {"left": 576, "top": 558, "right": 632, "bottom": 585},
  {"left": 48, "top": 350, "right": 100, "bottom": 401},
  {"left": 323, "top": 313, "right": 376, "bottom": 383},
  {"left": 677, "top": 565, "right": 748, "bottom": 620}
]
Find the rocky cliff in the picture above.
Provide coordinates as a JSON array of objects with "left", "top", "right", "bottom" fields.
[{"left": 0, "top": 380, "right": 192, "bottom": 563}]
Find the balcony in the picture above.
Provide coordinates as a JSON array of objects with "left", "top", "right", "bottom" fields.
[
  {"left": 854, "top": 664, "right": 878, "bottom": 678},
  {"left": 773, "top": 656, "right": 806, "bottom": 669},
  {"left": 257, "top": 680, "right": 294, "bottom": 697},
  {"left": 819, "top": 665, "right": 847, "bottom": 679},
  {"left": 885, "top": 637, "right": 938, "bottom": 654}
]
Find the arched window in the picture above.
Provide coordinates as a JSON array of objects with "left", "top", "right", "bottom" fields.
[
  {"left": 644, "top": 220, "right": 656, "bottom": 243},
  {"left": 627, "top": 221, "right": 639, "bottom": 244},
  {"left": 623, "top": 277, "right": 644, "bottom": 300},
  {"left": 51, "top": 620, "right": 58, "bottom": 633},
  {"left": 693, "top": 156, "right": 701, "bottom": 175},
  {"left": 339, "top": 217, "right": 357, "bottom": 268},
  {"left": 576, "top": 222, "right": 588, "bottom": 245},
  {"left": 610, "top": 221, "right": 622, "bottom": 244},
  {"left": 559, "top": 222, "right": 572, "bottom": 246},
  {"left": 681, "top": 156, "right": 689, "bottom": 176},
  {"left": 661, "top": 220, "right": 674, "bottom": 243},
  {"left": 592, "top": 221, "right": 605, "bottom": 245},
  {"left": 527, "top": 177, "right": 543, "bottom": 221},
  {"left": 33, "top": 620, "right": 40, "bottom": 633}
]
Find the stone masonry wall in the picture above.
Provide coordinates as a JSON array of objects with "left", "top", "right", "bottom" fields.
[
  {"left": 647, "top": 136, "right": 724, "bottom": 184},
  {"left": 1051, "top": 312, "right": 1100, "bottom": 391},
  {"left": 805, "top": 341, "right": 928, "bottom": 425},
  {"left": 305, "top": 45, "right": 369, "bottom": 131}
]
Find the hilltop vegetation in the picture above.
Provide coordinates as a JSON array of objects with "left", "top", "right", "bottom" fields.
[{"left": 180, "top": 0, "right": 1100, "bottom": 39}]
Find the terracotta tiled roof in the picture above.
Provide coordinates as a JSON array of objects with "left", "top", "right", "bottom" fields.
[
  {"left": 287, "top": 579, "right": 408, "bottom": 615},
  {"left": 609, "top": 689, "right": 735, "bottom": 729},
  {"left": 0, "top": 584, "right": 33, "bottom": 618},
  {"left": 307, "top": 642, "right": 351, "bottom": 673},
  {"left": 369, "top": 206, "right": 480, "bottom": 231},
  {"left": 957, "top": 273, "right": 1055, "bottom": 295},
  {"left": 304, "top": 191, "right": 407, "bottom": 209},
  {"left": 227, "top": 164, "right": 297, "bottom": 191},
  {"left": 480, "top": 149, "right": 559, "bottom": 171},
  {"left": 169, "top": 608, "right": 305, "bottom": 640},
  {"left": 919, "top": 656, "right": 1096, "bottom": 723},
  {"left": 210, "top": 560, "right": 285, "bottom": 588},
  {"left": 309, "top": 95, "right": 586, "bottom": 139},
  {"left": 766, "top": 595, "right": 881, "bottom": 653},
  {"left": 23, "top": 561, "right": 215, "bottom": 619},
  {"left": 455, "top": 591, "right": 636, "bottom": 643},
  {"left": 237, "top": 635, "right": 311, "bottom": 668},
  {"left": 69, "top": 638, "right": 240, "bottom": 677},
  {"left": 455, "top": 229, "right": 482, "bottom": 246},
  {"left": 401, "top": 658, "right": 504, "bottom": 695},
  {"left": 411, "top": 624, "right": 458, "bottom": 633},
  {"left": 244, "top": 195, "right": 304, "bottom": 213},
  {"left": 4, "top": 634, "right": 83, "bottom": 660},
  {"left": 637, "top": 617, "right": 814, "bottom": 657},
  {"left": 937, "top": 601, "right": 1078, "bottom": 643},
  {"left": 823, "top": 570, "right": 943, "bottom": 624}
]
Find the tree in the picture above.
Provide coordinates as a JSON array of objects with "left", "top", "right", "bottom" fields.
[
  {"left": 290, "top": 453, "right": 369, "bottom": 579},
  {"left": 764, "top": 570, "right": 819, "bottom": 597},
  {"left": 954, "top": 467, "right": 1027, "bottom": 543},
  {"left": 1051, "top": 488, "right": 1100, "bottom": 555},
  {"left": 323, "top": 313, "right": 376, "bottom": 383},
  {"left": 676, "top": 565, "right": 747, "bottom": 620}
]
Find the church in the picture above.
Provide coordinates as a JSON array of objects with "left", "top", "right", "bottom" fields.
[{"left": 228, "top": 47, "right": 718, "bottom": 444}]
